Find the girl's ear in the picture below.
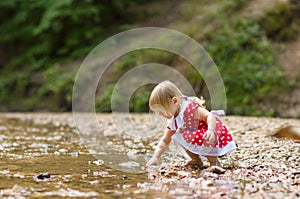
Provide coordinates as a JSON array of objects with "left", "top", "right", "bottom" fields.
[{"left": 172, "top": 97, "right": 179, "bottom": 104}]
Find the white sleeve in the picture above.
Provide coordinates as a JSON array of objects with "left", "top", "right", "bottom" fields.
[
  {"left": 211, "top": 110, "right": 225, "bottom": 116},
  {"left": 167, "top": 119, "right": 176, "bottom": 131}
]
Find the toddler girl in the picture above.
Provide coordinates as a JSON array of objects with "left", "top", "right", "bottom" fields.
[{"left": 146, "top": 80, "right": 237, "bottom": 168}]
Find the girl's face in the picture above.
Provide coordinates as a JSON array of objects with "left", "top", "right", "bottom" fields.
[{"left": 154, "top": 97, "right": 180, "bottom": 119}]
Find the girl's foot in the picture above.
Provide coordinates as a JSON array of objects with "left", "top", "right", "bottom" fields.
[
  {"left": 206, "top": 156, "right": 220, "bottom": 167},
  {"left": 184, "top": 159, "right": 203, "bottom": 167},
  {"left": 184, "top": 150, "right": 203, "bottom": 167}
]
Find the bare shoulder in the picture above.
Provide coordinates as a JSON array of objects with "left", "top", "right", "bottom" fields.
[{"left": 194, "top": 106, "right": 210, "bottom": 121}]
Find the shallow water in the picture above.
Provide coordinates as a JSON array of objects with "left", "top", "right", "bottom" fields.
[{"left": 0, "top": 114, "right": 169, "bottom": 198}]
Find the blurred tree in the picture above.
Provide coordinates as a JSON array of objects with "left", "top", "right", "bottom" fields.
[
  {"left": 0, "top": 0, "right": 151, "bottom": 111},
  {"left": 0, "top": 0, "right": 147, "bottom": 71}
]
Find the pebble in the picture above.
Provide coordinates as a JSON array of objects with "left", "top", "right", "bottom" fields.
[
  {"left": 43, "top": 188, "right": 98, "bottom": 197},
  {"left": 119, "top": 161, "right": 140, "bottom": 168},
  {"left": 35, "top": 173, "right": 51, "bottom": 180},
  {"left": 58, "top": 149, "right": 68, "bottom": 153},
  {"left": 92, "top": 159, "right": 104, "bottom": 166},
  {"left": 70, "top": 152, "right": 79, "bottom": 157},
  {"left": 211, "top": 166, "right": 226, "bottom": 174},
  {"left": 137, "top": 182, "right": 155, "bottom": 189},
  {"left": 124, "top": 140, "right": 133, "bottom": 147}
]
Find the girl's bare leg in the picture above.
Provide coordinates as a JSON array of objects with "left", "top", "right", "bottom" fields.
[
  {"left": 206, "top": 156, "right": 220, "bottom": 167},
  {"left": 184, "top": 150, "right": 203, "bottom": 167}
]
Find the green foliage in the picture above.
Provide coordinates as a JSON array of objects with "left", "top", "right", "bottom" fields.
[
  {"left": 37, "top": 65, "right": 74, "bottom": 110},
  {"left": 95, "top": 84, "right": 150, "bottom": 112},
  {"left": 96, "top": 84, "right": 116, "bottom": 112},
  {"left": 96, "top": 49, "right": 174, "bottom": 112},
  {"left": 220, "top": 0, "right": 249, "bottom": 12},
  {"left": 0, "top": 0, "right": 151, "bottom": 111},
  {"left": 129, "top": 87, "right": 151, "bottom": 112},
  {"left": 205, "top": 17, "right": 287, "bottom": 115},
  {"left": 0, "top": 72, "right": 29, "bottom": 102},
  {"left": 0, "top": 0, "right": 150, "bottom": 71},
  {"left": 0, "top": 0, "right": 294, "bottom": 115},
  {"left": 261, "top": 3, "right": 299, "bottom": 41},
  {"left": 112, "top": 49, "right": 174, "bottom": 76}
]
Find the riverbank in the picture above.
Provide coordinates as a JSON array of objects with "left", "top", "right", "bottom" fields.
[{"left": 0, "top": 113, "right": 299, "bottom": 198}]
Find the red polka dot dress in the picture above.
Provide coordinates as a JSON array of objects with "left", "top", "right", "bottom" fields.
[{"left": 168, "top": 99, "right": 237, "bottom": 157}]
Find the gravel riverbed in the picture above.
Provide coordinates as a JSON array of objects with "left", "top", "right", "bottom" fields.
[{"left": 0, "top": 113, "right": 299, "bottom": 199}]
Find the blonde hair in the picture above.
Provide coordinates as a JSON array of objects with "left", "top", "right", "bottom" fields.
[
  {"left": 149, "top": 81, "right": 206, "bottom": 111},
  {"left": 149, "top": 81, "right": 184, "bottom": 111}
]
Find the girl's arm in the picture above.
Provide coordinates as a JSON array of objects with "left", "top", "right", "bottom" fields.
[
  {"left": 146, "top": 129, "right": 175, "bottom": 167},
  {"left": 194, "top": 106, "right": 216, "bottom": 144}
]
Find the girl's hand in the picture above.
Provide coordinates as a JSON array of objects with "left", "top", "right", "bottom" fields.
[
  {"left": 146, "top": 156, "right": 159, "bottom": 167},
  {"left": 203, "top": 129, "right": 216, "bottom": 144}
]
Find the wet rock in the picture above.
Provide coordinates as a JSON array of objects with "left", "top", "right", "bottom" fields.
[
  {"left": 11, "top": 184, "right": 26, "bottom": 193},
  {"left": 272, "top": 126, "right": 300, "bottom": 140},
  {"left": 29, "top": 143, "right": 46, "bottom": 148},
  {"left": 98, "top": 170, "right": 109, "bottom": 176},
  {"left": 211, "top": 192, "right": 227, "bottom": 198},
  {"left": 122, "top": 184, "right": 131, "bottom": 189},
  {"left": 137, "top": 182, "right": 156, "bottom": 189},
  {"left": 13, "top": 173, "right": 25, "bottom": 179},
  {"left": 124, "top": 140, "right": 133, "bottom": 148},
  {"left": 245, "top": 183, "right": 259, "bottom": 194},
  {"left": 1, "top": 184, "right": 30, "bottom": 198},
  {"left": 211, "top": 166, "right": 226, "bottom": 174},
  {"left": 58, "top": 148, "right": 68, "bottom": 154},
  {"left": 34, "top": 173, "right": 51, "bottom": 181},
  {"left": 148, "top": 174, "right": 156, "bottom": 180},
  {"left": 81, "top": 174, "right": 88, "bottom": 179},
  {"left": 127, "top": 150, "right": 139, "bottom": 160},
  {"left": 92, "top": 159, "right": 104, "bottom": 166},
  {"left": 42, "top": 188, "right": 98, "bottom": 197},
  {"left": 52, "top": 135, "right": 63, "bottom": 141},
  {"left": 119, "top": 161, "right": 140, "bottom": 168},
  {"left": 70, "top": 152, "right": 79, "bottom": 157},
  {"left": 89, "top": 180, "right": 99, "bottom": 185},
  {"left": 164, "top": 171, "right": 178, "bottom": 178}
]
